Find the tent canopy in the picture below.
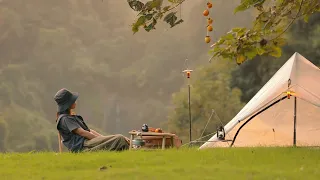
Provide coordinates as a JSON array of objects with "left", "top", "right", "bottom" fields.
[{"left": 200, "top": 52, "right": 320, "bottom": 149}]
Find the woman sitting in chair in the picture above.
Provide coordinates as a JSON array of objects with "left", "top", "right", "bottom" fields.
[{"left": 54, "top": 88, "right": 130, "bottom": 152}]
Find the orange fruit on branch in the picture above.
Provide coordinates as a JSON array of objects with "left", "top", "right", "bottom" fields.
[
  {"left": 236, "top": 54, "right": 246, "bottom": 65},
  {"left": 207, "top": 25, "right": 213, "bottom": 31},
  {"left": 207, "top": 18, "right": 213, "bottom": 24},
  {"left": 207, "top": 2, "right": 213, "bottom": 8},
  {"left": 203, "top": 9, "right": 209, "bottom": 16},
  {"left": 205, "top": 36, "right": 211, "bottom": 43}
]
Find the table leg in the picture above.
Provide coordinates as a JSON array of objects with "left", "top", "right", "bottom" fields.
[
  {"left": 162, "top": 136, "right": 166, "bottom": 150},
  {"left": 129, "top": 134, "right": 134, "bottom": 150},
  {"left": 171, "top": 136, "right": 174, "bottom": 148}
]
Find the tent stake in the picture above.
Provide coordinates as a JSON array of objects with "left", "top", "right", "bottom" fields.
[{"left": 293, "top": 96, "right": 297, "bottom": 147}]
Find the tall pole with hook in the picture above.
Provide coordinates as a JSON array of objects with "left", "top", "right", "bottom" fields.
[{"left": 182, "top": 59, "right": 193, "bottom": 144}]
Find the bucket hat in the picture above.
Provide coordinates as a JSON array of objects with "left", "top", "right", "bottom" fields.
[{"left": 54, "top": 88, "right": 79, "bottom": 112}]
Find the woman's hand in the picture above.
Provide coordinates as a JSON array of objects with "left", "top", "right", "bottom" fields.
[
  {"left": 125, "top": 137, "right": 131, "bottom": 144},
  {"left": 73, "top": 128, "right": 97, "bottom": 140},
  {"left": 90, "top": 129, "right": 103, "bottom": 136}
]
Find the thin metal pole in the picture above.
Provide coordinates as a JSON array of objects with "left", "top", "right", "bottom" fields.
[
  {"left": 182, "top": 59, "right": 193, "bottom": 145},
  {"left": 293, "top": 96, "right": 297, "bottom": 146},
  {"left": 188, "top": 84, "right": 192, "bottom": 143}
]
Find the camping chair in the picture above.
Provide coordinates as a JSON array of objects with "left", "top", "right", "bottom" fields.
[
  {"left": 58, "top": 132, "right": 63, "bottom": 153},
  {"left": 56, "top": 113, "right": 65, "bottom": 153}
]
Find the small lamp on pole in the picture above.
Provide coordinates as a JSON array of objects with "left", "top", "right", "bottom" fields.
[{"left": 182, "top": 67, "right": 193, "bottom": 144}]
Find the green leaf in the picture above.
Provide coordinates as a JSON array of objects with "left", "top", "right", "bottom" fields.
[
  {"left": 143, "top": 0, "right": 163, "bottom": 11},
  {"left": 145, "top": 14, "right": 153, "bottom": 20},
  {"left": 230, "top": 27, "right": 246, "bottom": 38},
  {"left": 173, "top": 19, "right": 184, "bottom": 27},
  {"left": 143, "top": 1, "right": 154, "bottom": 11},
  {"left": 273, "top": 37, "right": 287, "bottom": 46},
  {"left": 144, "top": 23, "right": 154, "bottom": 32},
  {"left": 234, "top": 4, "right": 249, "bottom": 13},
  {"left": 143, "top": 17, "right": 158, "bottom": 32},
  {"left": 216, "top": 39, "right": 225, "bottom": 45},
  {"left": 250, "top": 33, "right": 261, "bottom": 41},
  {"left": 256, "top": 47, "right": 265, "bottom": 55},
  {"left": 234, "top": 0, "right": 266, "bottom": 14},
  {"left": 275, "top": 27, "right": 284, "bottom": 33},
  {"left": 132, "top": 24, "right": 139, "bottom": 34},
  {"left": 164, "top": 12, "right": 177, "bottom": 22},
  {"left": 168, "top": 0, "right": 183, "bottom": 3},
  {"left": 213, "top": 52, "right": 220, "bottom": 57},
  {"left": 213, "top": 46, "right": 223, "bottom": 53},
  {"left": 135, "top": 16, "right": 146, "bottom": 27},
  {"left": 232, "top": 27, "right": 244, "bottom": 32},
  {"left": 128, "top": 0, "right": 144, "bottom": 11},
  {"left": 220, "top": 52, "right": 231, "bottom": 59},
  {"left": 244, "top": 47, "right": 258, "bottom": 59},
  {"left": 152, "top": 0, "right": 163, "bottom": 10},
  {"left": 224, "top": 33, "right": 234, "bottom": 40},
  {"left": 164, "top": 12, "right": 181, "bottom": 27},
  {"left": 163, "top": 5, "right": 171, "bottom": 12},
  {"left": 269, "top": 46, "right": 282, "bottom": 57}
]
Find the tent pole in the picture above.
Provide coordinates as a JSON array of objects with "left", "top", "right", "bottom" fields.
[
  {"left": 230, "top": 96, "right": 287, "bottom": 147},
  {"left": 293, "top": 96, "right": 297, "bottom": 147}
]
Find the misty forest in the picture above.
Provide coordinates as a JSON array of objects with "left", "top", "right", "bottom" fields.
[{"left": 0, "top": 0, "right": 319, "bottom": 152}]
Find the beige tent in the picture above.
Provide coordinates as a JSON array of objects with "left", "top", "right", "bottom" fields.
[{"left": 200, "top": 52, "right": 320, "bottom": 149}]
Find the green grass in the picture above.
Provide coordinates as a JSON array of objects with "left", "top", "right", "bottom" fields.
[{"left": 0, "top": 147, "right": 320, "bottom": 180}]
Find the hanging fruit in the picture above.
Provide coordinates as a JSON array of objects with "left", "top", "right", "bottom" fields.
[
  {"left": 205, "top": 36, "right": 211, "bottom": 43},
  {"left": 204, "top": 2, "right": 214, "bottom": 44},
  {"left": 203, "top": 9, "right": 209, "bottom": 16},
  {"left": 236, "top": 54, "right": 246, "bottom": 65}
]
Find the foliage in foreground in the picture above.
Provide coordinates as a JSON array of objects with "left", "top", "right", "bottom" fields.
[
  {"left": 231, "top": 13, "right": 320, "bottom": 102},
  {"left": 1, "top": 147, "right": 320, "bottom": 179},
  {"left": 128, "top": 0, "right": 320, "bottom": 64}
]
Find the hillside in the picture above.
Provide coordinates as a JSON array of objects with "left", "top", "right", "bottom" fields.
[
  {"left": 0, "top": 0, "right": 319, "bottom": 152},
  {"left": 0, "top": 0, "right": 252, "bottom": 152}
]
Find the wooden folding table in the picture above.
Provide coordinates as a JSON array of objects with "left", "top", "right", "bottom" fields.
[{"left": 128, "top": 131, "right": 176, "bottom": 150}]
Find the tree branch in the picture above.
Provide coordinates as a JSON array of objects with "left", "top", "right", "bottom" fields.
[
  {"left": 167, "top": 0, "right": 186, "bottom": 11},
  {"left": 270, "top": 0, "right": 304, "bottom": 41}
]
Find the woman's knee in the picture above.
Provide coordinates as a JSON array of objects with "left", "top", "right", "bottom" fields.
[{"left": 114, "top": 134, "right": 126, "bottom": 139}]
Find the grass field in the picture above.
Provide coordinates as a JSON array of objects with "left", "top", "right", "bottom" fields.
[{"left": 0, "top": 147, "right": 319, "bottom": 180}]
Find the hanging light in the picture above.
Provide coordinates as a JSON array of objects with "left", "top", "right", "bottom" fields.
[
  {"left": 216, "top": 126, "right": 225, "bottom": 140},
  {"left": 183, "top": 69, "right": 193, "bottom": 79},
  {"left": 286, "top": 79, "right": 292, "bottom": 99},
  {"left": 286, "top": 91, "right": 292, "bottom": 99}
]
